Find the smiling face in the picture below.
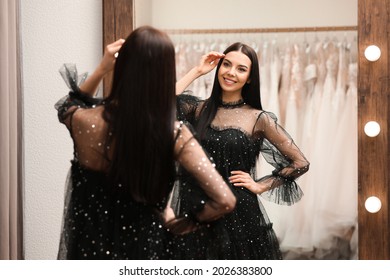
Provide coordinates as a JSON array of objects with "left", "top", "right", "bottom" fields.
[{"left": 217, "top": 51, "right": 252, "bottom": 98}]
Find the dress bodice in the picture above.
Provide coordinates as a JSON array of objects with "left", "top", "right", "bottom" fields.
[
  {"left": 204, "top": 127, "right": 261, "bottom": 175},
  {"left": 177, "top": 93, "right": 309, "bottom": 205}
]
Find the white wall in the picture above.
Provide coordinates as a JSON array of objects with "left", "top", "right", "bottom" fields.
[
  {"left": 136, "top": 0, "right": 357, "bottom": 29},
  {"left": 134, "top": 0, "right": 152, "bottom": 28},
  {"left": 21, "top": 0, "right": 102, "bottom": 259},
  {"left": 135, "top": 0, "right": 357, "bottom": 49},
  {"left": 22, "top": 0, "right": 356, "bottom": 259}
]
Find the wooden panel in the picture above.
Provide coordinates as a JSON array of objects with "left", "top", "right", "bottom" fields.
[
  {"left": 358, "top": 0, "right": 390, "bottom": 259},
  {"left": 102, "top": 0, "right": 134, "bottom": 95}
]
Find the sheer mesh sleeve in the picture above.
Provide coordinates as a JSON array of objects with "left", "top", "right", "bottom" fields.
[
  {"left": 254, "top": 111, "right": 310, "bottom": 205},
  {"left": 176, "top": 92, "right": 202, "bottom": 124},
  {"left": 173, "top": 122, "right": 236, "bottom": 223},
  {"left": 54, "top": 63, "right": 102, "bottom": 129}
]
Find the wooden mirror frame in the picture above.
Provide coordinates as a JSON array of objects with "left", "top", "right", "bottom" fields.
[
  {"left": 357, "top": 0, "right": 390, "bottom": 260},
  {"left": 102, "top": 0, "right": 390, "bottom": 260},
  {"left": 102, "top": 0, "right": 134, "bottom": 94}
]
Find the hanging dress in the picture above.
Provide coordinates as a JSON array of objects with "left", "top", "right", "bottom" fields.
[
  {"left": 257, "top": 42, "right": 288, "bottom": 246},
  {"left": 278, "top": 43, "right": 292, "bottom": 127},
  {"left": 326, "top": 61, "right": 358, "bottom": 259},
  {"left": 284, "top": 43, "right": 306, "bottom": 146},
  {"left": 259, "top": 41, "right": 271, "bottom": 109},
  {"left": 281, "top": 41, "right": 326, "bottom": 256},
  {"left": 273, "top": 43, "right": 310, "bottom": 257},
  {"left": 310, "top": 42, "right": 340, "bottom": 258}
]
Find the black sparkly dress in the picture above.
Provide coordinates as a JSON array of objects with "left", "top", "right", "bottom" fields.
[
  {"left": 55, "top": 65, "right": 234, "bottom": 260},
  {"left": 174, "top": 94, "right": 310, "bottom": 259}
]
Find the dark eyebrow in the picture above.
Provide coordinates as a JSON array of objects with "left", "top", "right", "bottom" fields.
[{"left": 223, "top": 58, "right": 249, "bottom": 69}]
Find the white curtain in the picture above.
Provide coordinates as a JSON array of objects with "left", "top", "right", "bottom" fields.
[{"left": 0, "top": 0, "right": 24, "bottom": 260}]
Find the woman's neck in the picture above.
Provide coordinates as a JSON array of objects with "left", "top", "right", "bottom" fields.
[{"left": 221, "top": 91, "right": 243, "bottom": 103}]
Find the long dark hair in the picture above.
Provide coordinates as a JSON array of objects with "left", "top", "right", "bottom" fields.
[
  {"left": 104, "top": 26, "right": 176, "bottom": 205},
  {"left": 196, "top": 42, "right": 262, "bottom": 139}
]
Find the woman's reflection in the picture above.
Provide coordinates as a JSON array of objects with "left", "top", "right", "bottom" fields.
[{"left": 173, "top": 42, "right": 309, "bottom": 259}]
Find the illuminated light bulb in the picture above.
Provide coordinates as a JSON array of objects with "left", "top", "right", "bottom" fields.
[
  {"left": 365, "top": 196, "right": 382, "bottom": 213},
  {"left": 364, "top": 45, "right": 381, "bottom": 61},
  {"left": 364, "top": 121, "right": 380, "bottom": 137}
]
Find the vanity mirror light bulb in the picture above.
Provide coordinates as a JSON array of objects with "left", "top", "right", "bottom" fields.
[
  {"left": 364, "top": 45, "right": 381, "bottom": 61},
  {"left": 365, "top": 196, "right": 382, "bottom": 213},
  {"left": 364, "top": 121, "right": 380, "bottom": 137}
]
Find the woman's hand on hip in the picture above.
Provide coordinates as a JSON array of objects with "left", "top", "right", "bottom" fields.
[{"left": 229, "top": 170, "right": 268, "bottom": 194}]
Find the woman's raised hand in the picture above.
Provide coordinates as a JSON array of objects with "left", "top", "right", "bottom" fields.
[
  {"left": 79, "top": 38, "right": 125, "bottom": 96},
  {"left": 176, "top": 51, "right": 225, "bottom": 94},
  {"left": 196, "top": 51, "right": 225, "bottom": 75},
  {"left": 98, "top": 38, "right": 125, "bottom": 75}
]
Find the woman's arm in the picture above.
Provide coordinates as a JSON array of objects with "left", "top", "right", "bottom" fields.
[
  {"left": 176, "top": 52, "right": 224, "bottom": 95},
  {"left": 79, "top": 38, "right": 125, "bottom": 97},
  {"left": 164, "top": 123, "right": 236, "bottom": 234},
  {"left": 230, "top": 112, "right": 309, "bottom": 205},
  {"left": 55, "top": 39, "right": 124, "bottom": 129},
  {"left": 176, "top": 124, "right": 236, "bottom": 220}
]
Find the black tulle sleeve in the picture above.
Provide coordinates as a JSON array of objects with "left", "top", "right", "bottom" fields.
[
  {"left": 176, "top": 92, "right": 202, "bottom": 125},
  {"left": 254, "top": 111, "right": 310, "bottom": 205},
  {"left": 54, "top": 64, "right": 103, "bottom": 128}
]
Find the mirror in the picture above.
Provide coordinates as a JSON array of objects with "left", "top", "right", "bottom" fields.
[{"left": 133, "top": 0, "right": 358, "bottom": 260}]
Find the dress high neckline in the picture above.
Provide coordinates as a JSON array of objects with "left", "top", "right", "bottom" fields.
[{"left": 219, "top": 99, "right": 245, "bottom": 108}]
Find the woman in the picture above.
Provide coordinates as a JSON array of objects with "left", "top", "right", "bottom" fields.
[
  {"left": 174, "top": 42, "right": 310, "bottom": 259},
  {"left": 55, "top": 26, "right": 236, "bottom": 260}
]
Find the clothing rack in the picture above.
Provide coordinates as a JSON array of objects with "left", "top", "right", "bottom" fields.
[{"left": 165, "top": 25, "right": 357, "bottom": 34}]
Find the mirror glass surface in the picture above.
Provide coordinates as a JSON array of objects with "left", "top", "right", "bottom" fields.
[{"left": 135, "top": 0, "right": 358, "bottom": 260}]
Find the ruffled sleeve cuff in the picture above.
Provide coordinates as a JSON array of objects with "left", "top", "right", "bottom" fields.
[
  {"left": 257, "top": 174, "right": 304, "bottom": 206},
  {"left": 255, "top": 137, "right": 305, "bottom": 205},
  {"left": 55, "top": 64, "right": 103, "bottom": 124}
]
